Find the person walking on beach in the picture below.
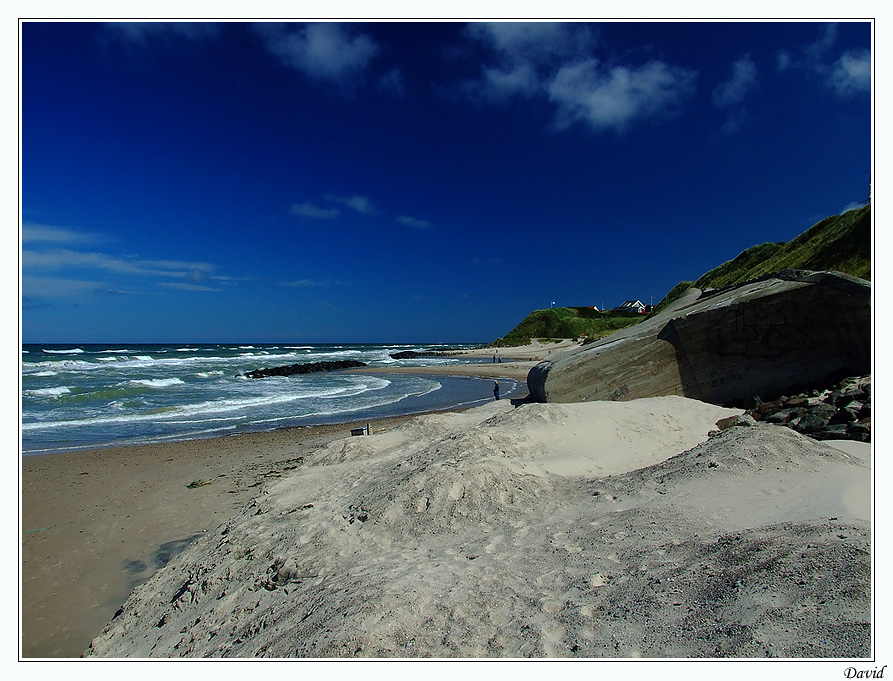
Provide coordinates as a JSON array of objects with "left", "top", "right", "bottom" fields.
[{"left": 493, "top": 381, "right": 500, "bottom": 400}]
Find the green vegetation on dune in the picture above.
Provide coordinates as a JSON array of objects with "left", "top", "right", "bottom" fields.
[
  {"left": 695, "top": 204, "right": 871, "bottom": 291},
  {"left": 492, "top": 307, "right": 643, "bottom": 347},
  {"left": 654, "top": 203, "right": 871, "bottom": 309},
  {"left": 652, "top": 280, "right": 696, "bottom": 314},
  {"left": 693, "top": 242, "right": 785, "bottom": 290}
]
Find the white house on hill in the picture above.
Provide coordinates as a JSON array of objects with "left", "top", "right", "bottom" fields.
[{"left": 614, "top": 300, "right": 646, "bottom": 315}]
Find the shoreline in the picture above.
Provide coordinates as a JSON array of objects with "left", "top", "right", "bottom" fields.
[
  {"left": 21, "top": 353, "right": 555, "bottom": 658},
  {"left": 22, "top": 408, "right": 474, "bottom": 658},
  {"left": 22, "top": 368, "right": 531, "bottom": 458}
]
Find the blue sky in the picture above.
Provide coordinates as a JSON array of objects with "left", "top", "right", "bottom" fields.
[{"left": 20, "top": 20, "right": 872, "bottom": 343}]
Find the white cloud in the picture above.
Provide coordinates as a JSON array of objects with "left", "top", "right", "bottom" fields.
[
  {"left": 291, "top": 195, "right": 376, "bottom": 219},
  {"left": 22, "top": 223, "right": 104, "bottom": 244},
  {"left": 158, "top": 282, "right": 222, "bottom": 292},
  {"left": 377, "top": 69, "right": 405, "bottom": 96},
  {"left": 828, "top": 49, "right": 871, "bottom": 97},
  {"left": 804, "top": 23, "right": 839, "bottom": 62},
  {"left": 712, "top": 55, "right": 758, "bottom": 108},
  {"left": 776, "top": 50, "right": 793, "bottom": 72},
  {"left": 719, "top": 109, "right": 749, "bottom": 136},
  {"left": 23, "top": 248, "right": 218, "bottom": 280},
  {"left": 291, "top": 202, "right": 341, "bottom": 219},
  {"left": 281, "top": 279, "right": 350, "bottom": 287},
  {"left": 776, "top": 23, "right": 870, "bottom": 99},
  {"left": 326, "top": 194, "right": 377, "bottom": 215},
  {"left": 396, "top": 215, "right": 433, "bottom": 230},
  {"left": 458, "top": 23, "right": 695, "bottom": 133},
  {"left": 547, "top": 59, "right": 697, "bottom": 133},
  {"left": 105, "top": 22, "right": 220, "bottom": 46},
  {"left": 22, "top": 226, "right": 231, "bottom": 302},
  {"left": 477, "top": 62, "right": 540, "bottom": 100},
  {"left": 460, "top": 22, "right": 596, "bottom": 102},
  {"left": 258, "top": 22, "right": 379, "bottom": 91},
  {"left": 467, "top": 22, "right": 596, "bottom": 66},
  {"left": 22, "top": 275, "right": 105, "bottom": 299}
]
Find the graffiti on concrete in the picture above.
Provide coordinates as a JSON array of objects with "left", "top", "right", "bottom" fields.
[{"left": 707, "top": 366, "right": 747, "bottom": 391}]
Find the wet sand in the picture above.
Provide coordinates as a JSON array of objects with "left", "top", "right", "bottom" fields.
[{"left": 21, "top": 413, "right": 432, "bottom": 658}]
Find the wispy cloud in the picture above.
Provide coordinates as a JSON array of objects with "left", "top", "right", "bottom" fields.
[
  {"left": 256, "top": 22, "right": 379, "bottom": 94},
  {"left": 458, "top": 22, "right": 596, "bottom": 102},
  {"left": 280, "top": 279, "right": 350, "bottom": 287},
  {"left": 776, "top": 23, "right": 870, "bottom": 98},
  {"left": 292, "top": 194, "right": 377, "bottom": 219},
  {"left": 396, "top": 215, "right": 433, "bottom": 230},
  {"left": 457, "top": 23, "right": 695, "bottom": 133},
  {"left": 377, "top": 68, "right": 406, "bottom": 96},
  {"left": 712, "top": 55, "right": 758, "bottom": 108},
  {"left": 291, "top": 202, "right": 341, "bottom": 219},
  {"left": 22, "top": 223, "right": 106, "bottom": 245},
  {"left": 548, "top": 59, "right": 697, "bottom": 134},
  {"left": 23, "top": 248, "right": 219, "bottom": 281},
  {"left": 712, "top": 55, "right": 758, "bottom": 134},
  {"left": 469, "top": 22, "right": 596, "bottom": 63},
  {"left": 104, "top": 22, "right": 221, "bottom": 47},
  {"left": 159, "top": 282, "right": 223, "bottom": 292},
  {"left": 828, "top": 49, "right": 870, "bottom": 97},
  {"left": 22, "top": 275, "right": 107, "bottom": 299},
  {"left": 326, "top": 194, "right": 377, "bottom": 215},
  {"left": 22, "top": 224, "right": 230, "bottom": 300}
]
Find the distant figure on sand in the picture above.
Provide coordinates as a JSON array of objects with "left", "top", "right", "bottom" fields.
[{"left": 493, "top": 381, "right": 500, "bottom": 400}]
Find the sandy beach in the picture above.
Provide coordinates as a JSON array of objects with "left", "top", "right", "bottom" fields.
[
  {"left": 21, "top": 339, "right": 872, "bottom": 659},
  {"left": 21, "top": 404, "right": 487, "bottom": 658},
  {"left": 84, "top": 395, "right": 871, "bottom": 659},
  {"left": 20, "top": 344, "right": 556, "bottom": 658}
]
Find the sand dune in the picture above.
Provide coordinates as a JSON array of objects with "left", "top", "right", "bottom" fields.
[{"left": 85, "top": 395, "right": 870, "bottom": 658}]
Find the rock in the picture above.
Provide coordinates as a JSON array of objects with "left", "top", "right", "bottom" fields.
[
  {"left": 245, "top": 360, "right": 367, "bottom": 379},
  {"left": 846, "top": 422, "right": 871, "bottom": 442},
  {"left": 716, "top": 414, "right": 757, "bottom": 430},
  {"left": 829, "top": 406, "right": 859, "bottom": 425},
  {"left": 807, "top": 403, "right": 838, "bottom": 421},
  {"left": 756, "top": 400, "right": 784, "bottom": 415},
  {"left": 765, "top": 408, "right": 806, "bottom": 424},
  {"left": 810, "top": 424, "right": 850, "bottom": 440},
  {"left": 527, "top": 271, "right": 870, "bottom": 407}
]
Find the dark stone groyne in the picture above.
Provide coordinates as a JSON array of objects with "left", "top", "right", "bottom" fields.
[
  {"left": 244, "top": 360, "right": 367, "bottom": 379},
  {"left": 389, "top": 348, "right": 471, "bottom": 360}
]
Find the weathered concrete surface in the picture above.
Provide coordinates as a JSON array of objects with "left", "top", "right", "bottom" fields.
[{"left": 527, "top": 270, "right": 871, "bottom": 406}]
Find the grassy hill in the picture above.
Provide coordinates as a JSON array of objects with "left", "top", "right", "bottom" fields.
[
  {"left": 491, "top": 307, "right": 643, "bottom": 347},
  {"left": 695, "top": 203, "right": 871, "bottom": 290},
  {"left": 494, "top": 203, "right": 871, "bottom": 345},
  {"left": 654, "top": 203, "right": 871, "bottom": 312}
]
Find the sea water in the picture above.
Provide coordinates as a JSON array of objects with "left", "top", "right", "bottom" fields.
[{"left": 21, "top": 343, "right": 521, "bottom": 455}]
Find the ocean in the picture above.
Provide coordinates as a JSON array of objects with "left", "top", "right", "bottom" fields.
[{"left": 20, "top": 343, "right": 521, "bottom": 455}]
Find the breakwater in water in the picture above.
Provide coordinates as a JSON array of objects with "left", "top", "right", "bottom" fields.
[{"left": 21, "top": 342, "right": 520, "bottom": 454}]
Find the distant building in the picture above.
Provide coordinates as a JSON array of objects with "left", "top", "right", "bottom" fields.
[{"left": 613, "top": 300, "right": 647, "bottom": 315}]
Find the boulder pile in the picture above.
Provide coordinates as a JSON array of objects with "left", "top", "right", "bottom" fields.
[{"left": 744, "top": 374, "right": 871, "bottom": 442}]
